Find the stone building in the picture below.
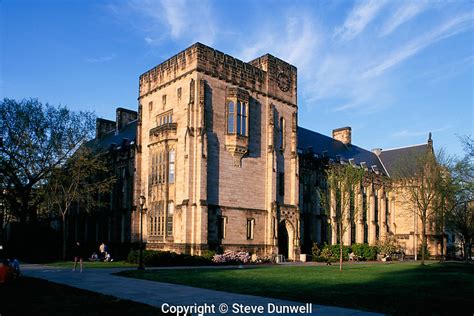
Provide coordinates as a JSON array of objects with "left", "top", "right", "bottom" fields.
[
  {"left": 131, "top": 43, "right": 443, "bottom": 260},
  {"left": 67, "top": 108, "right": 137, "bottom": 256},
  {"left": 298, "top": 127, "right": 441, "bottom": 256},
  {"left": 134, "top": 43, "right": 299, "bottom": 259}
]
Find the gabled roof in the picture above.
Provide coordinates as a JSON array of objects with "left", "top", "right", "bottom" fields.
[
  {"left": 298, "top": 127, "right": 386, "bottom": 174},
  {"left": 86, "top": 120, "right": 137, "bottom": 152},
  {"left": 378, "top": 144, "right": 430, "bottom": 178}
]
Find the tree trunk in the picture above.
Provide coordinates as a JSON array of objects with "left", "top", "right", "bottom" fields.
[
  {"left": 421, "top": 217, "right": 426, "bottom": 265},
  {"left": 465, "top": 243, "right": 470, "bottom": 263},
  {"left": 62, "top": 213, "right": 67, "bottom": 260},
  {"left": 439, "top": 211, "right": 445, "bottom": 262},
  {"left": 339, "top": 225, "right": 343, "bottom": 272}
]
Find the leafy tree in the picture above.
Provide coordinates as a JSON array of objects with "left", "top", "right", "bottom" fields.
[
  {"left": 446, "top": 137, "right": 474, "bottom": 262},
  {"left": 322, "top": 163, "right": 365, "bottom": 271},
  {"left": 0, "top": 98, "right": 95, "bottom": 223},
  {"left": 42, "top": 146, "right": 115, "bottom": 259}
]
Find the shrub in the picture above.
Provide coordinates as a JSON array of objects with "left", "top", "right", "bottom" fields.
[
  {"left": 376, "top": 235, "right": 399, "bottom": 256},
  {"left": 351, "top": 243, "right": 378, "bottom": 261},
  {"left": 311, "top": 243, "right": 321, "bottom": 257},
  {"left": 252, "top": 255, "right": 274, "bottom": 264},
  {"left": 212, "top": 251, "right": 251, "bottom": 264},
  {"left": 126, "top": 250, "right": 213, "bottom": 266},
  {"left": 418, "top": 244, "right": 431, "bottom": 259},
  {"left": 320, "top": 246, "right": 333, "bottom": 261},
  {"left": 200, "top": 250, "right": 216, "bottom": 261}
]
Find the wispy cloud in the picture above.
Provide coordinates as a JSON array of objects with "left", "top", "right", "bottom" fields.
[
  {"left": 85, "top": 54, "right": 116, "bottom": 63},
  {"left": 335, "top": 0, "right": 386, "bottom": 41},
  {"left": 234, "top": 13, "right": 320, "bottom": 73},
  {"left": 363, "top": 13, "right": 473, "bottom": 79},
  {"left": 379, "top": 2, "right": 426, "bottom": 37},
  {"left": 107, "top": 0, "right": 216, "bottom": 47},
  {"left": 393, "top": 125, "right": 451, "bottom": 138}
]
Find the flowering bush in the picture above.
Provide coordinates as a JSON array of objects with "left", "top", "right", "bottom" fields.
[
  {"left": 252, "top": 255, "right": 274, "bottom": 264},
  {"left": 212, "top": 250, "right": 251, "bottom": 264}
]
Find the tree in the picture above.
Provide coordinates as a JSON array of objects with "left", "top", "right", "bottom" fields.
[
  {"left": 42, "top": 146, "right": 115, "bottom": 259},
  {"left": 323, "top": 163, "right": 365, "bottom": 271},
  {"left": 0, "top": 98, "right": 95, "bottom": 223},
  {"left": 432, "top": 151, "right": 456, "bottom": 262},
  {"left": 393, "top": 143, "right": 443, "bottom": 265},
  {"left": 446, "top": 137, "right": 474, "bottom": 262}
]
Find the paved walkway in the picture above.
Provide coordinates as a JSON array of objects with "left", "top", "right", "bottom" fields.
[{"left": 23, "top": 264, "right": 383, "bottom": 316}]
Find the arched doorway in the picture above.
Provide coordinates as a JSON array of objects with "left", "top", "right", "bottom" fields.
[{"left": 278, "top": 221, "right": 289, "bottom": 259}]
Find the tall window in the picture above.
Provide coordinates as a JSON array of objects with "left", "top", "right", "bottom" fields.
[
  {"left": 246, "top": 218, "right": 255, "bottom": 240},
  {"left": 227, "top": 100, "right": 248, "bottom": 136},
  {"left": 280, "top": 117, "right": 285, "bottom": 150},
  {"left": 169, "top": 150, "right": 175, "bottom": 184},
  {"left": 167, "top": 202, "right": 174, "bottom": 236},
  {"left": 151, "top": 154, "right": 158, "bottom": 185},
  {"left": 278, "top": 172, "right": 285, "bottom": 197},
  {"left": 158, "top": 202, "right": 165, "bottom": 236},
  {"left": 150, "top": 202, "right": 164, "bottom": 236},
  {"left": 227, "top": 101, "right": 235, "bottom": 134},
  {"left": 158, "top": 152, "right": 163, "bottom": 183},
  {"left": 218, "top": 216, "right": 227, "bottom": 239}
]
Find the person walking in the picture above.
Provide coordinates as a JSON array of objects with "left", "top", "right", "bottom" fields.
[{"left": 73, "top": 241, "right": 84, "bottom": 272}]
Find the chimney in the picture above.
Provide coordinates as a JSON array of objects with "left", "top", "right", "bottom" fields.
[
  {"left": 116, "top": 108, "right": 138, "bottom": 132},
  {"left": 332, "top": 126, "right": 351, "bottom": 146},
  {"left": 96, "top": 118, "right": 115, "bottom": 139},
  {"left": 372, "top": 148, "right": 382, "bottom": 156}
]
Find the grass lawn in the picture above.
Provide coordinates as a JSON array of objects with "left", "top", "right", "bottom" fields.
[
  {"left": 118, "top": 262, "right": 474, "bottom": 315},
  {"left": 46, "top": 260, "right": 137, "bottom": 269},
  {"left": 0, "top": 277, "right": 163, "bottom": 315}
]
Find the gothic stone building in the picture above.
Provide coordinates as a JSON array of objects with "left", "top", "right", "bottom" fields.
[
  {"left": 66, "top": 108, "right": 137, "bottom": 257},
  {"left": 133, "top": 43, "right": 443, "bottom": 260}
]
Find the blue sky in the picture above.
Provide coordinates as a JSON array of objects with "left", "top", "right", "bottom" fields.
[{"left": 1, "top": 0, "right": 473, "bottom": 157}]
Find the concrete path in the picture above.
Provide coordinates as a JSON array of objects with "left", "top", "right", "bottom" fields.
[{"left": 22, "top": 264, "right": 383, "bottom": 316}]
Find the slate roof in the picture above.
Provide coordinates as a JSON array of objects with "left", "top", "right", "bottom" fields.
[
  {"left": 298, "top": 127, "right": 386, "bottom": 174},
  {"left": 86, "top": 120, "right": 137, "bottom": 152},
  {"left": 378, "top": 144, "right": 430, "bottom": 178}
]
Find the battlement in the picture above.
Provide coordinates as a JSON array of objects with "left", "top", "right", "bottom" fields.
[{"left": 139, "top": 42, "right": 297, "bottom": 105}]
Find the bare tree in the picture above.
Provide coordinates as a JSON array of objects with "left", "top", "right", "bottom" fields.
[
  {"left": 323, "top": 162, "right": 365, "bottom": 271},
  {"left": 393, "top": 145, "right": 443, "bottom": 265},
  {"left": 43, "top": 147, "right": 115, "bottom": 259}
]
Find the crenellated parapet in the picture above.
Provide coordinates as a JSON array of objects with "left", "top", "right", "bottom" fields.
[{"left": 139, "top": 43, "right": 297, "bottom": 107}]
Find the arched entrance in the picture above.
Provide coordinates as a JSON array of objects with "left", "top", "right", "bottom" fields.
[{"left": 278, "top": 221, "right": 289, "bottom": 259}]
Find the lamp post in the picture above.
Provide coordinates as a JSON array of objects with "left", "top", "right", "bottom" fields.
[{"left": 138, "top": 195, "right": 147, "bottom": 270}]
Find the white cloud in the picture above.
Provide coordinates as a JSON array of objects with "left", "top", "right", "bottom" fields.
[
  {"left": 234, "top": 13, "right": 320, "bottom": 73},
  {"left": 379, "top": 2, "right": 426, "bottom": 37},
  {"left": 110, "top": 0, "right": 217, "bottom": 47},
  {"left": 335, "top": 0, "right": 386, "bottom": 41},
  {"left": 85, "top": 54, "right": 116, "bottom": 63},
  {"left": 393, "top": 125, "right": 451, "bottom": 138},
  {"left": 363, "top": 13, "right": 473, "bottom": 79}
]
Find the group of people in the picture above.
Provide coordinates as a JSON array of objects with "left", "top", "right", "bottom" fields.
[
  {"left": 72, "top": 241, "right": 114, "bottom": 272},
  {"left": 0, "top": 258, "right": 21, "bottom": 283},
  {"left": 89, "top": 243, "right": 113, "bottom": 262}
]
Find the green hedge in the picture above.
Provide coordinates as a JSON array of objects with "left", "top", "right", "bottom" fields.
[
  {"left": 351, "top": 243, "right": 378, "bottom": 261},
  {"left": 312, "top": 243, "right": 378, "bottom": 262},
  {"left": 126, "top": 250, "right": 213, "bottom": 266}
]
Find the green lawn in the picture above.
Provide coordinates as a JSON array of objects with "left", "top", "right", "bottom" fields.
[
  {"left": 118, "top": 262, "right": 474, "bottom": 315},
  {"left": 46, "top": 260, "right": 137, "bottom": 269},
  {"left": 0, "top": 277, "right": 163, "bottom": 315}
]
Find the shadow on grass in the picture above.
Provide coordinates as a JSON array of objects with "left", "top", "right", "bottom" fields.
[
  {"left": 0, "top": 277, "right": 164, "bottom": 315},
  {"left": 116, "top": 262, "right": 474, "bottom": 315}
]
